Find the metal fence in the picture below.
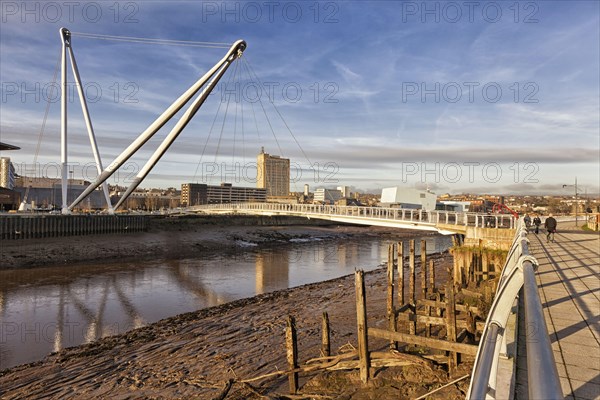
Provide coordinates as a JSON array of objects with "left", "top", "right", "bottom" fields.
[
  {"left": 0, "top": 214, "right": 147, "bottom": 240},
  {"left": 189, "top": 203, "right": 516, "bottom": 230},
  {"left": 467, "top": 219, "right": 563, "bottom": 399}
]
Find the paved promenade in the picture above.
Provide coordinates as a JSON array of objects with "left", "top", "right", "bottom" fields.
[{"left": 527, "top": 225, "right": 600, "bottom": 399}]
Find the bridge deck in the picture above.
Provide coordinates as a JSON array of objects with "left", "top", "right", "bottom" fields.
[{"left": 520, "top": 225, "right": 600, "bottom": 399}]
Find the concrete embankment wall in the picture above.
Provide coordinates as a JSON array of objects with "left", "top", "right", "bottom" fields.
[{"left": 0, "top": 214, "right": 147, "bottom": 240}]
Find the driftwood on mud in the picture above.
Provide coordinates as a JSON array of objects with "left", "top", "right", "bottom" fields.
[
  {"left": 211, "top": 378, "right": 234, "bottom": 400},
  {"left": 240, "top": 352, "right": 358, "bottom": 383},
  {"left": 238, "top": 348, "right": 427, "bottom": 386},
  {"left": 414, "top": 374, "right": 470, "bottom": 400}
]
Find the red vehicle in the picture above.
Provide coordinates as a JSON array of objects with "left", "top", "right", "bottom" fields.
[{"left": 491, "top": 203, "right": 519, "bottom": 219}]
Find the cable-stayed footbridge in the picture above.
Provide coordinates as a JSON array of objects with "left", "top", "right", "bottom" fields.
[{"left": 187, "top": 202, "right": 516, "bottom": 236}]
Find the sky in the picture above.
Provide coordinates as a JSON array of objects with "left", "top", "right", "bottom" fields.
[{"left": 1, "top": 1, "right": 599, "bottom": 196}]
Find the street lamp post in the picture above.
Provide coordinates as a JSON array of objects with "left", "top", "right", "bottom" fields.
[{"left": 563, "top": 177, "right": 578, "bottom": 227}]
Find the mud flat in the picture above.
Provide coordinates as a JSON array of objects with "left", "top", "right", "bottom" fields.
[
  {"left": 0, "top": 216, "right": 437, "bottom": 270},
  {"left": 0, "top": 251, "right": 472, "bottom": 399}
]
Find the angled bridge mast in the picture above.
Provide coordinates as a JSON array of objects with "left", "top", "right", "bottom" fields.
[{"left": 58, "top": 27, "right": 246, "bottom": 214}]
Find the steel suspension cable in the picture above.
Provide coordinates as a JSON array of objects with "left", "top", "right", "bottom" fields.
[
  {"left": 191, "top": 62, "right": 235, "bottom": 183},
  {"left": 242, "top": 59, "right": 262, "bottom": 142},
  {"left": 232, "top": 56, "right": 241, "bottom": 165},
  {"left": 210, "top": 58, "right": 240, "bottom": 184},
  {"left": 243, "top": 57, "right": 314, "bottom": 167},
  {"left": 70, "top": 32, "right": 230, "bottom": 49},
  {"left": 241, "top": 59, "right": 283, "bottom": 157},
  {"left": 34, "top": 48, "right": 62, "bottom": 168},
  {"left": 240, "top": 65, "right": 246, "bottom": 163}
]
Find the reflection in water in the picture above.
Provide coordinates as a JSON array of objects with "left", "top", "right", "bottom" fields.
[
  {"left": 0, "top": 235, "right": 452, "bottom": 369},
  {"left": 255, "top": 252, "right": 289, "bottom": 294},
  {"left": 168, "top": 259, "right": 230, "bottom": 307}
]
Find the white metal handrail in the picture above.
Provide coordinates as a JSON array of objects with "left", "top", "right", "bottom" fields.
[
  {"left": 190, "top": 203, "right": 516, "bottom": 230},
  {"left": 467, "top": 219, "right": 563, "bottom": 399}
]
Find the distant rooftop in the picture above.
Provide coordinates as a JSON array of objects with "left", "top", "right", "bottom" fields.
[{"left": 0, "top": 142, "right": 20, "bottom": 151}]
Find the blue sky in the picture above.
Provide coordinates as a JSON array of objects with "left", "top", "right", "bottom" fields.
[{"left": 1, "top": 1, "right": 599, "bottom": 195}]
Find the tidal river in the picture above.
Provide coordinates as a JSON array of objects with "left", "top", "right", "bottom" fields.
[{"left": 0, "top": 234, "right": 452, "bottom": 370}]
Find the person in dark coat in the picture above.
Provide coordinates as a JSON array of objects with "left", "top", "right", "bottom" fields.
[
  {"left": 544, "top": 214, "right": 557, "bottom": 242},
  {"left": 524, "top": 214, "right": 532, "bottom": 228},
  {"left": 533, "top": 215, "right": 542, "bottom": 234}
]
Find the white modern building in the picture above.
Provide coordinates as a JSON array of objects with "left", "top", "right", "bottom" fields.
[
  {"left": 0, "top": 157, "right": 15, "bottom": 190},
  {"left": 380, "top": 187, "right": 437, "bottom": 210},
  {"left": 337, "top": 186, "right": 351, "bottom": 198},
  {"left": 314, "top": 188, "right": 342, "bottom": 203}
]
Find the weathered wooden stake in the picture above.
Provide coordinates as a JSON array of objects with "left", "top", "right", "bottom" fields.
[
  {"left": 420, "top": 240, "right": 427, "bottom": 298},
  {"left": 435, "top": 291, "right": 443, "bottom": 317},
  {"left": 322, "top": 311, "right": 330, "bottom": 357},
  {"left": 409, "top": 240, "right": 416, "bottom": 335},
  {"left": 286, "top": 315, "right": 298, "bottom": 394},
  {"left": 466, "top": 310, "right": 476, "bottom": 342},
  {"left": 397, "top": 241, "right": 404, "bottom": 306},
  {"left": 426, "top": 259, "right": 435, "bottom": 337},
  {"left": 429, "top": 259, "right": 436, "bottom": 294},
  {"left": 484, "top": 285, "right": 492, "bottom": 305},
  {"left": 387, "top": 244, "right": 397, "bottom": 349},
  {"left": 445, "top": 281, "right": 459, "bottom": 372},
  {"left": 355, "top": 270, "right": 370, "bottom": 383}
]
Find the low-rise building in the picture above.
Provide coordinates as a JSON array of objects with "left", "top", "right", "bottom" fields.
[
  {"left": 314, "top": 188, "right": 342, "bottom": 204},
  {"left": 437, "top": 200, "right": 471, "bottom": 212},
  {"left": 380, "top": 187, "right": 437, "bottom": 210},
  {"left": 181, "top": 183, "right": 266, "bottom": 206}
]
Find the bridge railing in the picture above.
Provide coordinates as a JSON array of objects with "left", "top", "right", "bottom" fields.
[
  {"left": 190, "top": 203, "right": 516, "bottom": 230},
  {"left": 467, "top": 219, "right": 563, "bottom": 399}
]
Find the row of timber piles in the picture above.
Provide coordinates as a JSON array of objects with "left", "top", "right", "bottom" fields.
[
  {"left": 260, "top": 240, "right": 494, "bottom": 397},
  {"left": 450, "top": 234, "right": 509, "bottom": 289},
  {"left": 0, "top": 215, "right": 146, "bottom": 240}
]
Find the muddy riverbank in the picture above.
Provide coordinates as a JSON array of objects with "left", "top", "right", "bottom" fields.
[
  {"left": 0, "top": 251, "right": 471, "bottom": 399},
  {"left": 0, "top": 215, "right": 436, "bottom": 270}
]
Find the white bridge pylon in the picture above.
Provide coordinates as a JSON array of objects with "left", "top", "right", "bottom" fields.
[
  {"left": 58, "top": 27, "right": 247, "bottom": 214},
  {"left": 59, "top": 28, "right": 113, "bottom": 214}
]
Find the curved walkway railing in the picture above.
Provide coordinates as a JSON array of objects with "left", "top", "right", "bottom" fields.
[
  {"left": 467, "top": 219, "right": 563, "bottom": 399},
  {"left": 188, "top": 203, "right": 516, "bottom": 231}
]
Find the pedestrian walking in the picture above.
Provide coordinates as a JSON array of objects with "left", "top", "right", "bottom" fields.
[
  {"left": 524, "top": 214, "right": 532, "bottom": 229},
  {"left": 533, "top": 215, "right": 541, "bottom": 234},
  {"left": 545, "top": 214, "right": 557, "bottom": 243}
]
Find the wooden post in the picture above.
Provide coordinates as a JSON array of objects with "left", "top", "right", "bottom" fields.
[
  {"left": 420, "top": 240, "right": 427, "bottom": 298},
  {"left": 445, "top": 281, "right": 459, "bottom": 372},
  {"left": 355, "top": 270, "right": 370, "bottom": 383},
  {"left": 387, "top": 244, "right": 397, "bottom": 349},
  {"left": 286, "top": 315, "right": 298, "bottom": 394},
  {"left": 397, "top": 241, "right": 404, "bottom": 306},
  {"left": 322, "top": 311, "right": 330, "bottom": 357},
  {"left": 429, "top": 259, "right": 436, "bottom": 294},
  {"left": 484, "top": 285, "right": 492, "bottom": 306},
  {"left": 427, "top": 259, "right": 436, "bottom": 337},
  {"left": 409, "top": 240, "right": 416, "bottom": 335},
  {"left": 435, "top": 291, "right": 443, "bottom": 317},
  {"left": 466, "top": 310, "right": 476, "bottom": 342}
]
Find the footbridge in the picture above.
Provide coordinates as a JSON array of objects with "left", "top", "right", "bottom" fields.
[
  {"left": 187, "top": 203, "right": 516, "bottom": 236},
  {"left": 192, "top": 203, "right": 599, "bottom": 398},
  {"left": 468, "top": 219, "right": 599, "bottom": 399}
]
